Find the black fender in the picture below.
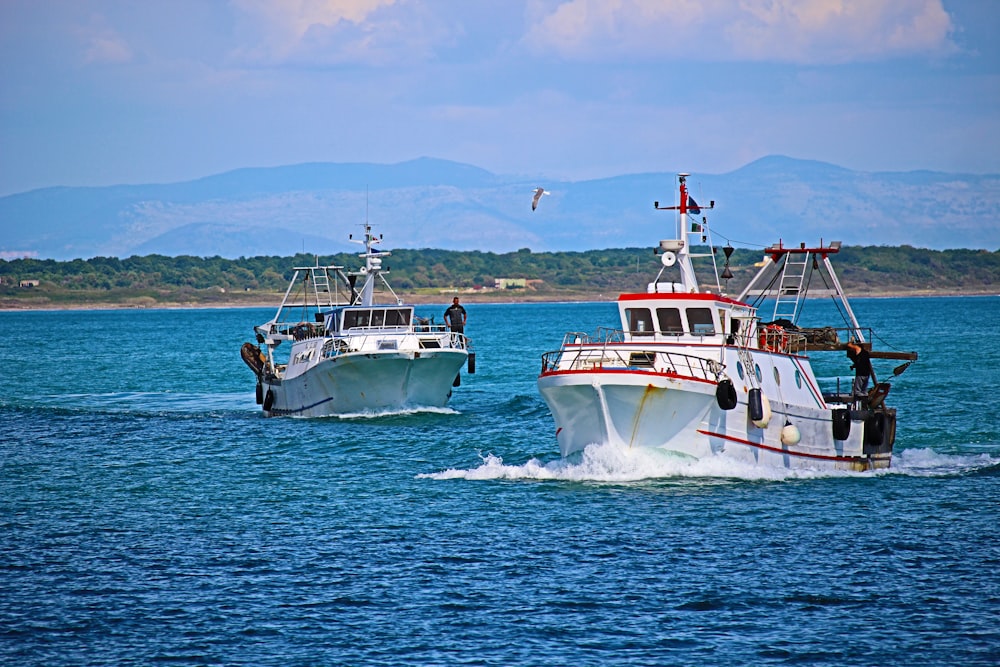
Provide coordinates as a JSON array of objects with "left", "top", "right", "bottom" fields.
[
  {"left": 748, "top": 388, "right": 764, "bottom": 422},
  {"left": 716, "top": 379, "right": 738, "bottom": 410},
  {"left": 864, "top": 411, "right": 886, "bottom": 446},
  {"left": 263, "top": 388, "right": 275, "bottom": 411},
  {"left": 832, "top": 408, "right": 851, "bottom": 440}
]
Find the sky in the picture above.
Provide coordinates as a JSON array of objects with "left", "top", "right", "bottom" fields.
[{"left": 0, "top": 0, "right": 998, "bottom": 196}]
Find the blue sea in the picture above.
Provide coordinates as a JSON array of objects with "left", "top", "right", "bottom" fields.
[{"left": 2, "top": 297, "right": 998, "bottom": 666}]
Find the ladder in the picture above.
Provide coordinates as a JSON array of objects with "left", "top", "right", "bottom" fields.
[
  {"left": 772, "top": 252, "right": 810, "bottom": 322},
  {"left": 310, "top": 268, "right": 334, "bottom": 308}
]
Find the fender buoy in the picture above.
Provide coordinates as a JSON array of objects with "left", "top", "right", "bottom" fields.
[
  {"left": 255, "top": 382, "right": 263, "bottom": 405},
  {"left": 780, "top": 421, "right": 801, "bottom": 446},
  {"left": 748, "top": 388, "right": 764, "bottom": 421},
  {"left": 716, "top": 379, "right": 738, "bottom": 410},
  {"left": 263, "top": 388, "right": 275, "bottom": 411},
  {"left": 748, "top": 388, "right": 771, "bottom": 427},
  {"left": 864, "top": 412, "right": 886, "bottom": 447},
  {"left": 832, "top": 408, "right": 851, "bottom": 440},
  {"left": 755, "top": 393, "right": 772, "bottom": 428},
  {"left": 468, "top": 352, "right": 476, "bottom": 374},
  {"left": 453, "top": 373, "right": 461, "bottom": 388}
]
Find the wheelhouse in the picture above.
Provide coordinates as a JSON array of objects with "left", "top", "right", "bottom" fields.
[
  {"left": 326, "top": 306, "right": 414, "bottom": 334},
  {"left": 617, "top": 293, "right": 755, "bottom": 344}
]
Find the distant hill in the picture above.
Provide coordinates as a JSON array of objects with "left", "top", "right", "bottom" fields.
[{"left": 1, "top": 155, "right": 997, "bottom": 260}]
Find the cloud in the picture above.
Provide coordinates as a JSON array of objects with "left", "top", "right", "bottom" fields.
[
  {"left": 230, "top": 0, "right": 454, "bottom": 66},
  {"left": 523, "top": 0, "right": 956, "bottom": 64},
  {"left": 79, "top": 20, "right": 134, "bottom": 65}
]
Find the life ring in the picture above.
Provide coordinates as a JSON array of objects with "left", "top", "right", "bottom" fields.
[
  {"left": 716, "top": 379, "right": 738, "bottom": 410},
  {"left": 758, "top": 324, "right": 789, "bottom": 353},
  {"left": 263, "top": 388, "right": 275, "bottom": 411}
]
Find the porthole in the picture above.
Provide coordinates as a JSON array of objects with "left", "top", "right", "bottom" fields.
[
  {"left": 755, "top": 364, "right": 762, "bottom": 382},
  {"left": 773, "top": 367, "right": 781, "bottom": 385},
  {"left": 737, "top": 361, "right": 744, "bottom": 380},
  {"left": 795, "top": 369, "right": 803, "bottom": 389}
]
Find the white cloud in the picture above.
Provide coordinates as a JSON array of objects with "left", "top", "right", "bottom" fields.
[
  {"left": 230, "top": 0, "right": 452, "bottom": 66},
  {"left": 79, "top": 18, "right": 134, "bottom": 65},
  {"left": 523, "top": 0, "right": 956, "bottom": 64}
]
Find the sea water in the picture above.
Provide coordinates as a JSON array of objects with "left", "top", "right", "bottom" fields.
[{"left": 1, "top": 297, "right": 998, "bottom": 666}]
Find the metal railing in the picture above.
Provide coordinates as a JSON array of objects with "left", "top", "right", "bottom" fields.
[
  {"left": 318, "top": 329, "right": 469, "bottom": 360},
  {"left": 541, "top": 331, "right": 724, "bottom": 382}
]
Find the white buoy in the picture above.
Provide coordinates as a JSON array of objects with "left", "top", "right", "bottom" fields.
[
  {"left": 752, "top": 392, "right": 771, "bottom": 428},
  {"left": 781, "top": 421, "right": 801, "bottom": 446}
]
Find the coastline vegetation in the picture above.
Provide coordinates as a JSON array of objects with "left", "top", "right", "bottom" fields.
[{"left": 1, "top": 245, "right": 997, "bottom": 308}]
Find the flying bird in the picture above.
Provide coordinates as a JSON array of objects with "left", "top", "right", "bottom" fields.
[{"left": 532, "top": 187, "right": 550, "bottom": 211}]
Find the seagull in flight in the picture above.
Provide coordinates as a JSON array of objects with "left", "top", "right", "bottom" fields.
[{"left": 532, "top": 187, "right": 550, "bottom": 211}]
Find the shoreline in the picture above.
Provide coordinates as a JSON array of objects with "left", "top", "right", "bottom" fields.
[{"left": 1, "top": 288, "right": 997, "bottom": 312}]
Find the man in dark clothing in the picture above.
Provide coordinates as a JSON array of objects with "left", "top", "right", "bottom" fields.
[
  {"left": 846, "top": 341, "right": 873, "bottom": 398},
  {"left": 444, "top": 297, "right": 467, "bottom": 334}
]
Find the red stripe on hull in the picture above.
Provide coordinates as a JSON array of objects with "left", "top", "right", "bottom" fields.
[{"left": 696, "top": 428, "right": 877, "bottom": 464}]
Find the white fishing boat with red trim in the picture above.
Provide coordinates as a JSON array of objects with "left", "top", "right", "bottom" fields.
[
  {"left": 241, "top": 223, "right": 474, "bottom": 417},
  {"left": 537, "top": 173, "right": 916, "bottom": 471}
]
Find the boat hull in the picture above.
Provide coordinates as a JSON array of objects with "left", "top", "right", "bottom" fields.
[
  {"left": 262, "top": 349, "right": 468, "bottom": 417},
  {"left": 538, "top": 370, "right": 890, "bottom": 471}
]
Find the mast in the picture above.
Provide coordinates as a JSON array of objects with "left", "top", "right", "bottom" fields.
[
  {"left": 654, "top": 173, "right": 714, "bottom": 292},
  {"left": 348, "top": 222, "right": 403, "bottom": 306},
  {"left": 348, "top": 223, "right": 388, "bottom": 306}
]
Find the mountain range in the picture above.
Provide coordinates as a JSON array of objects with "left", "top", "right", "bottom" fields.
[{"left": 1, "top": 155, "right": 997, "bottom": 260}]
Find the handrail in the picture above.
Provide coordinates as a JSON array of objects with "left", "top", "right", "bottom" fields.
[
  {"left": 541, "top": 342, "right": 723, "bottom": 381},
  {"left": 317, "top": 329, "right": 469, "bottom": 360}
]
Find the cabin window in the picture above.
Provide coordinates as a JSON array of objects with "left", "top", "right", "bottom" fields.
[
  {"left": 656, "top": 308, "right": 684, "bottom": 335},
  {"left": 625, "top": 308, "right": 654, "bottom": 336},
  {"left": 385, "top": 309, "right": 411, "bottom": 326},
  {"left": 343, "top": 310, "right": 370, "bottom": 329},
  {"left": 686, "top": 308, "right": 715, "bottom": 335},
  {"left": 371, "top": 309, "right": 386, "bottom": 327}
]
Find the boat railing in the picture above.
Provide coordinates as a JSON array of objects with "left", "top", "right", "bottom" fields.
[
  {"left": 318, "top": 329, "right": 468, "bottom": 360},
  {"left": 558, "top": 327, "right": 626, "bottom": 347},
  {"left": 757, "top": 326, "right": 809, "bottom": 355},
  {"left": 541, "top": 342, "right": 723, "bottom": 381}
]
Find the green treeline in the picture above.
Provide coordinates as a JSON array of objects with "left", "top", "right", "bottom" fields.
[{"left": 1, "top": 245, "right": 998, "bottom": 302}]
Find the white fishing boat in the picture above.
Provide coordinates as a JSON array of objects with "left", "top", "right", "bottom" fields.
[
  {"left": 241, "top": 224, "right": 474, "bottom": 417},
  {"left": 537, "top": 173, "right": 916, "bottom": 471}
]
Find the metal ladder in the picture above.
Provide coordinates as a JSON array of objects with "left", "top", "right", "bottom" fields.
[
  {"left": 310, "top": 268, "right": 334, "bottom": 308},
  {"left": 773, "top": 252, "right": 810, "bottom": 322}
]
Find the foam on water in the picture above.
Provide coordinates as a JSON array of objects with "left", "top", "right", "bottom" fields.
[
  {"left": 420, "top": 442, "right": 1000, "bottom": 483},
  {"left": 324, "top": 405, "right": 460, "bottom": 420},
  {"left": 887, "top": 447, "right": 1000, "bottom": 477}
]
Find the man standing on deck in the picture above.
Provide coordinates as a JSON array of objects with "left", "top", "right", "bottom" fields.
[
  {"left": 444, "top": 297, "right": 467, "bottom": 335},
  {"left": 846, "top": 341, "right": 873, "bottom": 399}
]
